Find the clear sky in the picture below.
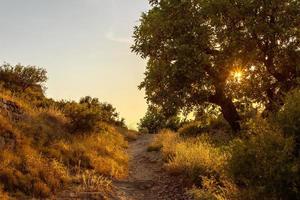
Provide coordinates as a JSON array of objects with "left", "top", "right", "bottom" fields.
[{"left": 0, "top": 0, "right": 150, "bottom": 129}]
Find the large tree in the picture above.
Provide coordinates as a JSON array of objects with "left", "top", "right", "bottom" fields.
[
  {"left": 133, "top": 0, "right": 300, "bottom": 131},
  {"left": 208, "top": 0, "right": 300, "bottom": 113}
]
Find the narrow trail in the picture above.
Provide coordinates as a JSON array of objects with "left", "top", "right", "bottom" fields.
[{"left": 112, "top": 134, "right": 191, "bottom": 200}]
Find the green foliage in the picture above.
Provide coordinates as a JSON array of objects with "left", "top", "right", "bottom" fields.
[
  {"left": 0, "top": 63, "right": 47, "bottom": 93},
  {"left": 228, "top": 120, "right": 299, "bottom": 199},
  {"left": 276, "top": 88, "right": 300, "bottom": 155},
  {"left": 133, "top": 0, "right": 244, "bottom": 131},
  {"left": 79, "top": 96, "right": 122, "bottom": 125},
  {"left": 0, "top": 64, "right": 51, "bottom": 109},
  {"left": 138, "top": 106, "right": 181, "bottom": 134},
  {"left": 276, "top": 88, "right": 300, "bottom": 137},
  {"left": 58, "top": 96, "right": 125, "bottom": 133},
  {"left": 61, "top": 101, "right": 101, "bottom": 133},
  {"left": 156, "top": 118, "right": 300, "bottom": 199},
  {"left": 133, "top": 0, "right": 300, "bottom": 131}
]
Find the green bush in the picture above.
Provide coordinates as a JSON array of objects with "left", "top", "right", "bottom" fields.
[
  {"left": 138, "top": 106, "right": 181, "bottom": 134},
  {"left": 227, "top": 120, "right": 299, "bottom": 199},
  {"left": 62, "top": 102, "right": 100, "bottom": 133},
  {"left": 0, "top": 64, "right": 47, "bottom": 93},
  {"left": 276, "top": 88, "right": 300, "bottom": 155},
  {"left": 58, "top": 96, "right": 125, "bottom": 133}
]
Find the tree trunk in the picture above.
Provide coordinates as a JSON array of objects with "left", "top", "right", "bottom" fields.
[{"left": 209, "top": 88, "right": 241, "bottom": 132}]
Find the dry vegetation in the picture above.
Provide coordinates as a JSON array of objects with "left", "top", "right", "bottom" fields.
[
  {"left": 0, "top": 93, "right": 129, "bottom": 199},
  {"left": 0, "top": 64, "right": 136, "bottom": 199},
  {"left": 150, "top": 90, "right": 300, "bottom": 200}
]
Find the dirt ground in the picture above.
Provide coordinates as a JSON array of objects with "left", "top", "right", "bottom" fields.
[
  {"left": 57, "top": 134, "right": 191, "bottom": 200},
  {"left": 111, "top": 134, "right": 191, "bottom": 200}
]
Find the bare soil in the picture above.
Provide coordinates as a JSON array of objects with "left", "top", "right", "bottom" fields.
[{"left": 111, "top": 134, "right": 191, "bottom": 200}]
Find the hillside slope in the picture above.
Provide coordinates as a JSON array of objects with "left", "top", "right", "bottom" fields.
[{"left": 0, "top": 90, "right": 132, "bottom": 199}]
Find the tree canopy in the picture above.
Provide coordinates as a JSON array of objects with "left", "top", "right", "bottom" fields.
[{"left": 133, "top": 0, "right": 300, "bottom": 131}]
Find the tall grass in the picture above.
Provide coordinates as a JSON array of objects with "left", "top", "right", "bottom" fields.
[
  {"left": 152, "top": 117, "right": 299, "bottom": 199},
  {"left": 0, "top": 91, "right": 129, "bottom": 198},
  {"left": 151, "top": 131, "right": 236, "bottom": 200}
]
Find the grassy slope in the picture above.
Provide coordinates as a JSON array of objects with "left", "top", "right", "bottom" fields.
[{"left": 0, "top": 91, "right": 132, "bottom": 199}]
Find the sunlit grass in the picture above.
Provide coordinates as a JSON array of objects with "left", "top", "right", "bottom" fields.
[
  {"left": 0, "top": 91, "right": 129, "bottom": 198},
  {"left": 152, "top": 129, "right": 238, "bottom": 200}
]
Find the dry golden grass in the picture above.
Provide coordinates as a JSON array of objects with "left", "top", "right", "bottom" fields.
[
  {"left": 71, "top": 131, "right": 128, "bottom": 179},
  {"left": 0, "top": 90, "right": 34, "bottom": 116},
  {"left": 148, "top": 129, "right": 177, "bottom": 157},
  {"left": 78, "top": 170, "right": 112, "bottom": 192},
  {"left": 153, "top": 129, "right": 238, "bottom": 200},
  {"left": 187, "top": 178, "right": 238, "bottom": 200},
  {"left": 164, "top": 136, "right": 228, "bottom": 177},
  {"left": 0, "top": 92, "right": 129, "bottom": 198}
]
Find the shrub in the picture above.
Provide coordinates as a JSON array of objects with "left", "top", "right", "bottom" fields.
[
  {"left": 60, "top": 101, "right": 100, "bottom": 133},
  {"left": 0, "top": 63, "right": 47, "bottom": 94},
  {"left": 178, "top": 121, "right": 206, "bottom": 138},
  {"left": 156, "top": 118, "right": 300, "bottom": 199},
  {"left": 138, "top": 106, "right": 181, "bottom": 134},
  {"left": 58, "top": 97, "right": 125, "bottom": 133},
  {"left": 71, "top": 131, "right": 128, "bottom": 179},
  {"left": 227, "top": 119, "right": 299, "bottom": 199},
  {"left": 276, "top": 88, "right": 300, "bottom": 154}
]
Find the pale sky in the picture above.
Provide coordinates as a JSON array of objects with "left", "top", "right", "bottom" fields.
[{"left": 0, "top": 0, "right": 150, "bottom": 129}]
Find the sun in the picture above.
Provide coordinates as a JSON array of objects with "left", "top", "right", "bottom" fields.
[{"left": 232, "top": 69, "right": 243, "bottom": 83}]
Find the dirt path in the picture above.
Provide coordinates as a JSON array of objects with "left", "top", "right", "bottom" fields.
[{"left": 112, "top": 134, "right": 191, "bottom": 200}]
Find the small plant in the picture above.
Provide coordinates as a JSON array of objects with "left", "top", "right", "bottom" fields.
[
  {"left": 79, "top": 170, "right": 112, "bottom": 193},
  {"left": 187, "top": 177, "right": 238, "bottom": 200}
]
